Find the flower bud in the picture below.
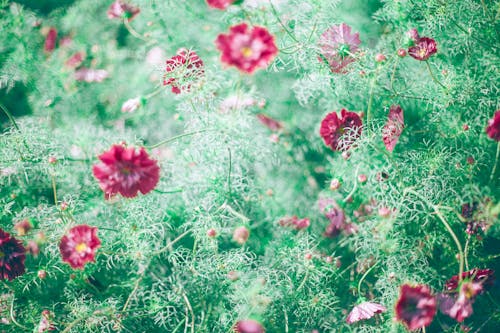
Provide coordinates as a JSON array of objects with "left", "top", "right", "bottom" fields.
[{"left": 233, "top": 226, "right": 249, "bottom": 245}]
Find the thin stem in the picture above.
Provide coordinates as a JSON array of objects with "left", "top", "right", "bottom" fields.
[
  {"left": 343, "top": 165, "right": 360, "bottom": 203},
  {"left": 366, "top": 67, "right": 379, "bottom": 123},
  {"left": 153, "top": 188, "right": 183, "bottom": 194},
  {"left": 146, "top": 129, "right": 215, "bottom": 149},
  {"left": 283, "top": 308, "right": 289, "bottom": 333},
  {"left": 51, "top": 173, "right": 58, "bottom": 205},
  {"left": 152, "top": 230, "right": 191, "bottom": 255},
  {"left": 389, "top": 57, "right": 400, "bottom": 94},
  {"left": 123, "top": 18, "right": 148, "bottom": 42},
  {"left": 182, "top": 292, "right": 195, "bottom": 333},
  {"left": 357, "top": 261, "right": 379, "bottom": 297},
  {"left": 489, "top": 142, "right": 500, "bottom": 182},
  {"left": 425, "top": 61, "right": 448, "bottom": 92},
  {"left": 10, "top": 297, "right": 29, "bottom": 331},
  {"left": 0, "top": 103, "right": 20, "bottom": 131},
  {"left": 296, "top": 269, "right": 309, "bottom": 291},
  {"left": 122, "top": 276, "right": 143, "bottom": 313},
  {"left": 226, "top": 148, "right": 232, "bottom": 198},
  {"left": 269, "top": 0, "right": 299, "bottom": 43},
  {"left": 464, "top": 235, "right": 470, "bottom": 271},
  {"left": 144, "top": 85, "right": 164, "bottom": 100}
]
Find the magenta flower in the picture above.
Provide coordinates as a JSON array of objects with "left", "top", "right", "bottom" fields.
[
  {"left": 107, "top": 0, "right": 140, "bottom": 21},
  {"left": 439, "top": 281, "right": 482, "bottom": 322},
  {"left": 65, "top": 52, "right": 85, "bottom": 69},
  {"left": 233, "top": 226, "right": 250, "bottom": 245},
  {"left": 395, "top": 284, "right": 436, "bottom": 330},
  {"left": 278, "top": 216, "right": 310, "bottom": 230},
  {"left": 382, "top": 105, "right": 404, "bottom": 152},
  {"left": 408, "top": 33, "right": 437, "bottom": 61},
  {"left": 319, "top": 198, "right": 356, "bottom": 237},
  {"left": 319, "top": 109, "right": 362, "bottom": 151},
  {"left": 0, "top": 228, "right": 26, "bottom": 281},
  {"left": 59, "top": 225, "right": 101, "bottom": 269},
  {"left": 486, "top": 110, "right": 500, "bottom": 141},
  {"left": 206, "top": 0, "right": 236, "bottom": 10},
  {"left": 92, "top": 144, "right": 160, "bottom": 199},
  {"left": 318, "top": 23, "right": 361, "bottom": 73},
  {"left": 346, "top": 301, "right": 386, "bottom": 324},
  {"left": 44, "top": 27, "right": 57, "bottom": 53},
  {"left": 234, "top": 319, "right": 264, "bottom": 333},
  {"left": 164, "top": 49, "right": 204, "bottom": 94},
  {"left": 215, "top": 23, "right": 278, "bottom": 74},
  {"left": 445, "top": 268, "right": 494, "bottom": 292}
]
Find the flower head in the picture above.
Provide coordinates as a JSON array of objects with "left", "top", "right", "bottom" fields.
[
  {"left": 382, "top": 105, "right": 404, "bottom": 152},
  {"left": 121, "top": 97, "right": 142, "bottom": 113},
  {"left": 215, "top": 23, "right": 278, "bottom": 74},
  {"left": 107, "top": 0, "right": 140, "bottom": 21},
  {"left": 486, "top": 110, "right": 500, "bottom": 141},
  {"left": 92, "top": 144, "right": 160, "bottom": 199},
  {"left": 346, "top": 301, "right": 386, "bottom": 324},
  {"left": 0, "top": 229, "right": 26, "bottom": 281},
  {"left": 395, "top": 284, "right": 437, "bottom": 330},
  {"left": 319, "top": 198, "right": 356, "bottom": 237},
  {"left": 65, "top": 52, "right": 85, "bottom": 69},
  {"left": 234, "top": 319, "right": 264, "bottom": 333},
  {"left": 206, "top": 0, "right": 236, "bottom": 10},
  {"left": 318, "top": 23, "right": 361, "bottom": 73},
  {"left": 408, "top": 36, "right": 437, "bottom": 61},
  {"left": 44, "top": 27, "right": 57, "bottom": 53},
  {"left": 74, "top": 68, "right": 109, "bottom": 83},
  {"left": 257, "top": 114, "right": 282, "bottom": 131},
  {"left": 461, "top": 203, "right": 487, "bottom": 235},
  {"left": 164, "top": 49, "right": 204, "bottom": 94},
  {"left": 445, "top": 268, "right": 494, "bottom": 292},
  {"left": 278, "top": 216, "right": 310, "bottom": 230},
  {"left": 14, "top": 219, "right": 32, "bottom": 236},
  {"left": 319, "top": 109, "right": 362, "bottom": 151},
  {"left": 233, "top": 226, "right": 250, "bottom": 245},
  {"left": 439, "top": 282, "right": 482, "bottom": 322},
  {"left": 59, "top": 225, "right": 101, "bottom": 269}
]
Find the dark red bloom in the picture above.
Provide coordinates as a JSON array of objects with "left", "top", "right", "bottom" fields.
[
  {"left": 164, "top": 49, "right": 204, "bottom": 94},
  {"left": 395, "top": 284, "right": 436, "bottom": 330},
  {"left": 92, "top": 144, "right": 160, "bottom": 199},
  {"left": 234, "top": 319, "right": 264, "bottom": 333},
  {"left": 346, "top": 301, "right": 386, "bottom": 324},
  {"left": 445, "top": 268, "right": 494, "bottom": 292},
  {"left": 319, "top": 109, "right": 362, "bottom": 151},
  {"left": 319, "top": 198, "right": 357, "bottom": 237},
  {"left": 438, "top": 282, "right": 482, "bottom": 322},
  {"left": 0, "top": 229, "right": 26, "bottom": 281},
  {"left": 44, "top": 27, "right": 57, "bottom": 53},
  {"left": 206, "top": 0, "right": 236, "bottom": 10},
  {"left": 59, "top": 225, "right": 101, "bottom": 269},
  {"left": 257, "top": 114, "right": 282, "bottom": 131},
  {"left": 215, "top": 23, "right": 278, "bottom": 74},
  {"left": 486, "top": 110, "right": 500, "bottom": 141},
  {"left": 107, "top": 0, "right": 140, "bottom": 21},
  {"left": 382, "top": 105, "right": 404, "bottom": 152},
  {"left": 318, "top": 23, "right": 361, "bottom": 73},
  {"left": 408, "top": 36, "right": 437, "bottom": 61}
]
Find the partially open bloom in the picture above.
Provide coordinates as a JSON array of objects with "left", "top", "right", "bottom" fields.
[
  {"left": 318, "top": 23, "right": 361, "bottom": 73},
  {"left": 59, "top": 225, "right": 101, "bottom": 269},
  {"left": 233, "top": 226, "right": 250, "bottom": 245},
  {"left": 486, "top": 110, "right": 500, "bottom": 141},
  {"left": 107, "top": 0, "right": 140, "bottom": 21},
  {"left": 215, "top": 23, "right": 278, "bottom": 74},
  {"left": 234, "top": 319, "right": 264, "bottom": 333},
  {"left": 74, "top": 68, "right": 109, "bottom": 82},
  {"left": 92, "top": 144, "right": 160, "bottom": 199},
  {"left": 121, "top": 97, "right": 142, "bottom": 113},
  {"left": 319, "top": 109, "right": 362, "bottom": 151},
  {"left": 164, "top": 49, "right": 204, "bottom": 94},
  {"left": 439, "top": 281, "right": 482, "bottom": 322},
  {"left": 257, "top": 114, "right": 282, "bottom": 131},
  {"left": 346, "top": 301, "right": 386, "bottom": 324},
  {"left": 445, "top": 268, "right": 494, "bottom": 292},
  {"left": 65, "top": 52, "right": 85, "bottom": 69},
  {"left": 319, "top": 198, "right": 356, "bottom": 237},
  {"left": 382, "top": 105, "right": 404, "bottom": 152},
  {"left": 0, "top": 229, "right": 26, "bottom": 281},
  {"left": 206, "top": 0, "right": 236, "bottom": 10},
  {"left": 395, "top": 284, "right": 436, "bottom": 330},
  {"left": 14, "top": 219, "right": 32, "bottom": 236},
  {"left": 44, "top": 27, "right": 57, "bottom": 53},
  {"left": 408, "top": 30, "right": 437, "bottom": 61}
]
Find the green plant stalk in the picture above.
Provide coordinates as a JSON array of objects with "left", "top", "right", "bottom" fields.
[
  {"left": 425, "top": 61, "right": 448, "bottom": 92},
  {"left": 146, "top": 129, "right": 216, "bottom": 149},
  {"left": 490, "top": 142, "right": 500, "bottom": 182},
  {"left": 357, "top": 261, "right": 379, "bottom": 297}
]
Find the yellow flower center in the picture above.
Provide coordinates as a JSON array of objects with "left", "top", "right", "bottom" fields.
[
  {"left": 0, "top": 251, "right": 4, "bottom": 258},
  {"left": 241, "top": 47, "right": 253, "bottom": 58},
  {"left": 75, "top": 242, "right": 87, "bottom": 253}
]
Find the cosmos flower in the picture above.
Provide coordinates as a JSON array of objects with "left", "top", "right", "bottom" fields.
[
  {"left": 278, "top": 216, "right": 310, "bottom": 230},
  {"left": 92, "top": 144, "right": 160, "bottom": 199},
  {"left": 318, "top": 23, "right": 361, "bottom": 73},
  {"left": 107, "top": 0, "right": 140, "bottom": 21},
  {"left": 408, "top": 30, "right": 437, "bottom": 61},
  {"left": 461, "top": 203, "right": 487, "bottom": 235},
  {"left": 382, "top": 105, "right": 404, "bottom": 152},
  {"left": 121, "top": 97, "right": 142, "bottom": 113},
  {"left": 233, "top": 226, "right": 250, "bottom": 245},
  {"left": 346, "top": 301, "right": 386, "bottom": 324},
  {"left": 206, "top": 0, "right": 236, "bottom": 10},
  {"left": 59, "top": 225, "right": 101, "bottom": 269},
  {"left": 234, "top": 319, "right": 265, "bottom": 333},
  {"left": 0, "top": 229, "right": 26, "bottom": 281},
  {"left": 65, "top": 52, "right": 85, "bottom": 69},
  {"left": 486, "top": 110, "right": 500, "bottom": 141},
  {"left": 215, "top": 23, "right": 278, "bottom": 74},
  {"left": 395, "top": 284, "right": 436, "bottom": 330},
  {"left": 164, "top": 49, "right": 204, "bottom": 94},
  {"left": 319, "top": 198, "right": 357, "bottom": 237},
  {"left": 319, "top": 109, "right": 362, "bottom": 151},
  {"left": 438, "top": 281, "right": 482, "bottom": 322},
  {"left": 445, "top": 268, "right": 494, "bottom": 292}
]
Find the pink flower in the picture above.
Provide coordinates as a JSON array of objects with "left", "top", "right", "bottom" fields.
[
  {"left": 234, "top": 319, "right": 264, "bottom": 333},
  {"left": 395, "top": 284, "right": 436, "bottom": 331},
  {"left": 486, "top": 110, "right": 500, "bottom": 141},
  {"left": 346, "top": 301, "right": 386, "bottom": 324},
  {"left": 206, "top": 0, "right": 236, "bottom": 10},
  {"left": 0, "top": 229, "right": 26, "bottom": 281},
  {"left": 278, "top": 216, "right": 310, "bottom": 230},
  {"left": 121, "top": 97, "right": 142, "bottom": 113},
  {"left": 257, "top": 114, "right": 283, "bottom": 131},
  {"left": 44, "top": 27, "right": 57, "bottom": 53},
  {"left": 439, "top": 282, "right": 482, "bottom": 322},
  {"left": 164, "top": 49, "right": 204, "bottom": 94},
  {"left": 319, "top": 198, "right": 356, "bottom": 237},
  {"left": 92, "top": 144, "right": 160, "bottom": 199},
  {"left": 408, "top": 35, "right": 437, "bottom": 61},
  {"left": 59, "top": 225, "right": 101, "bottom": 269},
  {"left": 37, "top": 310, "right": 55, "bottom": 332},
  {"left": 215, "top": 23, "right": 278, "bottom": 74},
  {"left": 65, "top": 52, "right": 85, "bottom": 69},
  {"left": 233, "top": 226, "right": 250, "bottom": 245},
  {"left": 107, "top": 0, "right": 140, "bottom": 22},
  {"left": 14, "top": 219, "right": 32, "bottom": 236},
  {"left": 319, "top": 109, "right": 362, "bottom": 151},
  {"left": 74, "top": 68, "right": 109, "bottom": 82},
  {"left": 445, "top": 268, "right": 494, "bottom": 292},
  {"left": 382, "top": 105, "right": 404, "bottom": 152},
  {"left": 318, "top": 23, "right": 361, "bottom": 73}
]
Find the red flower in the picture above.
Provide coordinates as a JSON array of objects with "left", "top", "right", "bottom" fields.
[
  {"left": 408, "top": 36, "right": 437, "bottom": 61},
  {"left": 206, "top": 0, "right": 236, "bottom": 10},
  {"left": 486, "top": 110, "right": 500, "bottom": 141},
  {"left": 319, "top": 109, "right": 362, "bottom": 151},
  {"left": 382, "top": 105, "right": 404, "bottom": 152},
  {"left": 0, "top": 229, "right": 26, "bottom": 281},
  {"left": 346, "top": 301, "right": 386, "bottom": 324},
  {"left": 215, "top": 23, "right": 278, "bottom": 74},
  {"left": 107, "top": 0, "right": 140, "bottom": 21},
  {"left": 92, "top": 144, "right": 160, "bottom": 199},
  {"left": 234, "top": 319, "right": 264, "bottom": 333},
  {"left": 445, "top": 268, "right": 494, "bottom": 292},
  {"left": 44, "top": 27, "right": 57, "bottom": 53},
  {"left": 59, "top": 225, "right": 101, "bottom": 269},
  {"left": 395, "top": 284, "right": 436, "bottom": 331},
  {"left": 164, "top": 49, "right": 204, "bottom": 94},
  {"left": 318, "top": 23, "right": 361, "bottom": 73},
  {"left": 439, "top": 282, "right": 482, "bottom": 322},
  {"left": 257, "top": 114, "right": 282, "bottom": 131}
]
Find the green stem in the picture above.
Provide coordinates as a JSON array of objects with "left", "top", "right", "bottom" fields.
[
  {"left": 490, "top": 142, "right": 500, "bottom": 182},
  {"left": 146, "top": 129, "right": 215, "bottom": 149},
  {"left": 269, "top": 0, "right": 299, "bottom": 43},
  {"left": 0, "top": 103, "right": 20, "bottom": 131},
  {"left": 343, "top": 165, "right": 360, "bottom": 203},
  {"left": 123, "top": 18, "right": 149, "bottom": 42},
  {"left": 152, "top": 230, "right": 191, "bottom": 255},
  {"left": 226, "top": 148, "right": 232, "bottom": 198},
  {"left": 357, "top": 261, "right": 378, "bottom": 297},
  {"left": 425, "top": 61, "right": 448, "bottom": 92},
  {"left": 144, "top": 85, "right": 164, "bottom": 100},
  {"left": 10, "top": 296, "right": 29, "bottom": 331},
  {"left": 366, "top": 67, "right": 379, "bottom": 123},
  {"left": 51, "top": 173, "right": 58, "bottom": 205}
]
